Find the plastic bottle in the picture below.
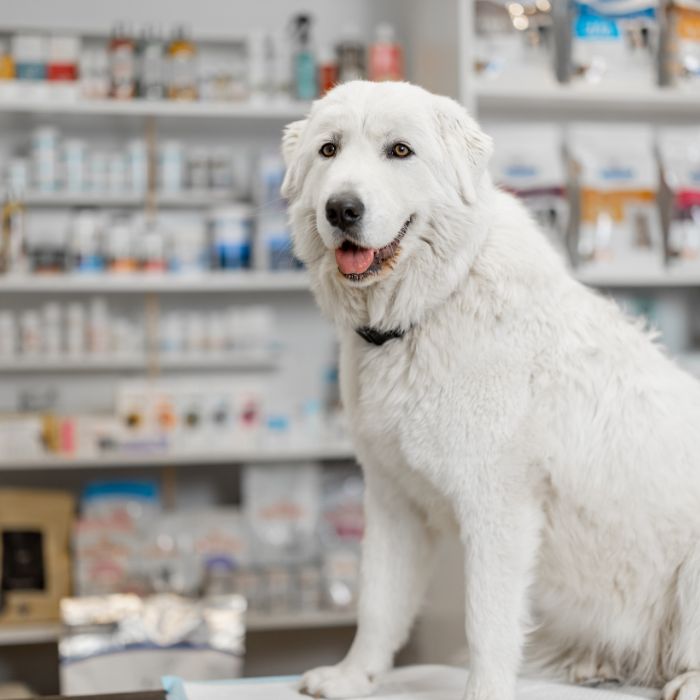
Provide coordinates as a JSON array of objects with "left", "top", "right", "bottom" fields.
[
  {"left": 291, "top": 14, "right": 317, "bottom": 100},
  {"left": 336, "top": 27, "right": 366, "bottom": 83},
  {"left": 109, "top": 23, "right": 136, "bottom": 99},
  {"left": 0, "top": 39, "right": 15, "bottom": 80},
  {"left": 369, "top": 23, "right": 403, "bottom": 82},
  {"left": 167, "top": 26, "right": 198, "bottom": 101},
  {"left": 139, "top": 26, "right": 165, "bottom": 100},
  {"left": 318, "top": 45, "right": 337, "bottom": 95}
]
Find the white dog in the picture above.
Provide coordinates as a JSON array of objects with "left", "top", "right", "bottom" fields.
[{"left": 281, "top": 81, "right": 700, "bottom": 700}]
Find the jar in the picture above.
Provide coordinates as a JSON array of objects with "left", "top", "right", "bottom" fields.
[
  {"left": 208, "top": 204, "right": 252, "bottom": 270},
  {"left": 47, "top": 35, "right": 80, "bottom": 81},
  {"left": 12, "top": 34, "right": 46, "bottom": 81}
]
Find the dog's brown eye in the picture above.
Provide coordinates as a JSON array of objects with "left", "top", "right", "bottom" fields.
[
  {"left": 391, "top": 143, "right": 412, "bottom": 158},
  {"left": 320, "top": 142, "right": 337, "bottom": 158}
]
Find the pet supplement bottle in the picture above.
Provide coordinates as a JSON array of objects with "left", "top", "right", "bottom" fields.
[
  {"left": 291, "top": 14, "right": 317, "bottom": 100},
  {"left": 369, "top": 23, "right": 403, "bottom": 81},
  {"left": 167, "top": 26, "right": 197, "bottom": 100}
]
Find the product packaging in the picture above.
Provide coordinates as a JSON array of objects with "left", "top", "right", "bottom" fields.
[
  {"left": 73, "top": 480, "right": 161, "bottom": 596},
  {"left": 570, "top": 0, "right": 659, "bottom": 86},
  {"left": 167, "top": 26, "right": 198, "bottom": 101},
  {"left": 291, "top": 15, "right": 317, "bottom": 100},
  {"left": 0, "top": 489, "right": 74, "bottom": 625},
  {"left": 243, "top": 462, "right": 322, "bottom": 565},
  {"left": 319, "top": 468, "right": 364, "bottom": 610},
  {"left": 209, "top": 204, "right": 253, "bottom": 270},
  {"left": 487, "top": 122, "right": 571, "bottom": 262},
  {"left": 568, "top": 123, "right": 663, "bottom": 272},
  {"left": 658, "top": 128, "right": 700, "bottom": 271},
  {"left": 667, "top": 0, "right": 700, "bottom": 86},
  {"left": 369, "top": 23, "right": 404, "bottom": 81},
  {"left": 109, "top": 25, "right": 136, "bottom": 99},
  {"left": 474, "top": 0, "right": 554, "bottom": 83},
  {"left": 12, "top": 34, "right": 46, "bottom": 81},
  {"left": 60, "top": 593, "right": 245, "bottom": 694}
]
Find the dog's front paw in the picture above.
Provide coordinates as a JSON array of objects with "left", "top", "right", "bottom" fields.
[
  {"left": 299, "top": 664, "right": 376, "bottom": 699},
  {"left": 462, "top": 676, "right": 514, "bottom": 700},
  {"left": 663, "top": 672, "right": 700, "bottom": 700}
]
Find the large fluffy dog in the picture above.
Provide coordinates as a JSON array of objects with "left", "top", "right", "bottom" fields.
[{"left": 281, "top": 81, "right": 700, "bottom": 700}]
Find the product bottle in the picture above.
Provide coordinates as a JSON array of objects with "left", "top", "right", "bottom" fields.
[
  {"left": 139, "top": 26, "right": 165, "bottom": 100},
  {"left": 369, "top": 23, "right": 403, "bottom": 82},
  {"left": 167, "top": 26, "right": 198, "bottom": 101},
  {"left": 318, "top": 45, "right": 337, "bottom": 95},
  {"left": 0, "top": 189, "right": 27, "bottom": 275},
  {"left": 291, "top": 14, "right": 317, "bottom": 100},
  {"left": 109, "top": 23, "right": 136, "bottom": 99},
  {"left": 336, "top": 27, "right": 366, "bottom": 83},
  {"left": 0, "top": 39, "right": 15, "bottom": 80}
]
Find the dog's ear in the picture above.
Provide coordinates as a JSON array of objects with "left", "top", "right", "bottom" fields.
[
  {"left": 434, "top": 97, "right": 493, "bottom": 204},
  {"left": 280, "top": 119, "right": 308, "bottom": 201}
]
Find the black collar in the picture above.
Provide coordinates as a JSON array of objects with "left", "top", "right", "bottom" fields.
[{"left": 355, "top": 326, "right": 406, "bottom": 346}]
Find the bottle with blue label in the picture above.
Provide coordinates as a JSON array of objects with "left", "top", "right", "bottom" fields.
[
  {"left": 291, "top": 14, "right": 317, "bottom": 101},
  {"left": 209, "top": 204, "right": 252, "bottom": 271}
]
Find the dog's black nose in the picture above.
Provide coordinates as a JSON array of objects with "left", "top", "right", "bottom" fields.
[{"left": 325, "top": 194, "right": 365, "bottom": 231}]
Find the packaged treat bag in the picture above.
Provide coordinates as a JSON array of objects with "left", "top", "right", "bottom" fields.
[
  {"left": 568, "top": 123, "right": 663, "bottom": 272},
  {"left": 658, "top": 128, "right": 700, "bottom": 271},
  {"left": 571, "top": 0, "right": 659, "bottom": 86},
  {"left": 474, "top": 0, "right": 555, "bottom": 84},
  {"left": 667, "top": 1, "right": 700, "bottom": 86},
  {"left": 487, "top": 123, "right": 571, "bottom": 263},
  {"left": 243, "top": 462, "right": 321, "bottom": 565},
  {"left": 60, "top": 593, "right": 245, "bottom": 694}
]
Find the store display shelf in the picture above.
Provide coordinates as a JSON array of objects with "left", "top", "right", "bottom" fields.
[
  {"left": 0, "top": 610, "right": 356, "bottom": 647},
  {"left": 22, "top": 191, "right": 237, "bottom": 208},
  {"left": 0, "top": 271, "right": 311, "bottom": 293},
  {"left": 0, "top": 350, "right": 279, "bottom": 373},
  {"left": 0, "top": 96, "right": 309, "bottom": 120},
  {"left": 0, "top": 623, "right": 62, "bottom": 647},
  {"left": 0, "top": 441, "right": 355, "bottom": 471},
  {"left": 574, "top": 268, "right": 700, "bottom": 288},
  {"left": 247, "top": 609, "right": 357, "bottom": 632},
  {"left": 475, "top": 81, "right": 700, "bottom": 116}
]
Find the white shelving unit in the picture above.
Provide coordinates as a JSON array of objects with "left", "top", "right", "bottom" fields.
[
  {"left": 0, "top": 611, "right": 357, "bottom": 648},
  {"left": 21, "top": 191, "right": 238, "bottom": 208},
  {"left": 0, "top": 440, "right": 354, "bottom": 472},
  {"left": 474, "top": 81, "right": 700, "bottom": 118},
  {"left": 0, "top": 95, "right": 309, "bottom": 120},
  {"left": 0, "top": 271, "right": 311, "bottom": 293},
  {"left": 0, "top": 350, "right": 280, "bottom": 373}
]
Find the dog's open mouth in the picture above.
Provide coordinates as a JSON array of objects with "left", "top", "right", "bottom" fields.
[{"left": 335, "top": 216, "right": 414, "bottom": 281}]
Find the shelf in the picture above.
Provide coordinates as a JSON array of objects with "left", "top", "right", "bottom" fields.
[
  {"left": 0, "top": 351, "right": 279, "bottom": 373},
  {"left": 574, "top": 268, "right": 700, "bottom": 288},
  {"left": 0, "top": 610, "right": 356, "bottom": 647},
  {"left": 0, "top": 623, "right": 62, "bottom": 647},
  {"left": 0, "top": 271, "right": 311, "bottom": 294},
  {"left": 0, "top": 96, "right": 309, "bottom": 120},
  {"left": 0, "top": 441, "right": 355, "bottom": 471},
  {"left": 475, "top": 81, "right": 700, "bottom": 117},
  {"left": 247, "top": 609, "right": 357, "bottom": 632},
  {"left": 21, "top": 191, "right": 238, "bottom": 208}
]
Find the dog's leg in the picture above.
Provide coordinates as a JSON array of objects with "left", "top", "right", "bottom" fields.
[
  {"left": 299, "top": 470, "right": 436, "bottom": 699},
  {"left": 459, "top": 488, "right": 542, "bottom": 700},
  {"left": 663, "top": 543, "right": 700, "bottom": 700}
]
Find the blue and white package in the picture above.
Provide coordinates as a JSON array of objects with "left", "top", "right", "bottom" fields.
[
  {"left": 571, "top": 0, "right": 659, "bottom": 85},
  {"left": 208, "top": 204, "right": 252, "bottom": 270}
]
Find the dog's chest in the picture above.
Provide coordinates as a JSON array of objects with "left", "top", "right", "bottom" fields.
[{"left": 342, "top": 338, "right": 460, "bottom": 530}]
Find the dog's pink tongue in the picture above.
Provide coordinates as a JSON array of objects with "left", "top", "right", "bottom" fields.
[{"left": 335, "top": 246, "right": 375, "bottom": 275}]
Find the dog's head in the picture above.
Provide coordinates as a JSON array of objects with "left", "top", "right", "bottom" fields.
[{"left": 281, "top": 81, "right": 493, "bottom": 329}]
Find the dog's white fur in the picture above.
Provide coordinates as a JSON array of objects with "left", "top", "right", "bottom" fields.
[{"left": 281, "top": 81, "right": 700, "bottom": 700}]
